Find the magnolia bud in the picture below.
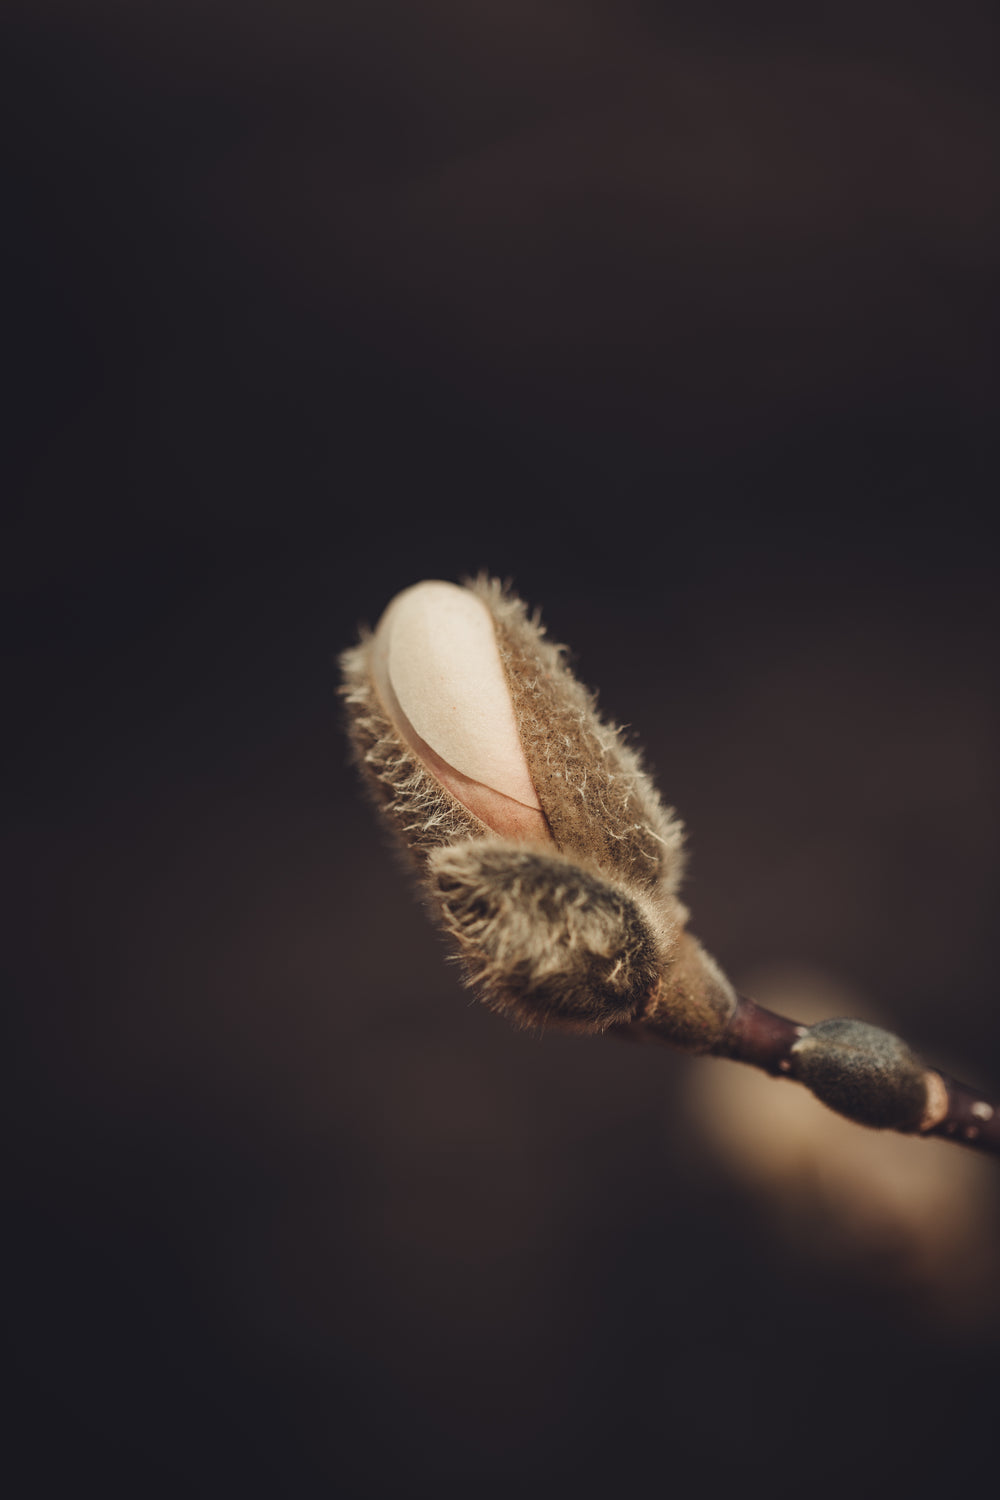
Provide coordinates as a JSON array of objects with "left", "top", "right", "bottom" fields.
[{"left": 340, "top": 577, "right": 735, "bottom": 1039}]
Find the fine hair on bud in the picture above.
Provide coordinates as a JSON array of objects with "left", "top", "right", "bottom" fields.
[
  {"left": 339, "top": 635, "right": 486, "bottom": 859},
  {"left": 470, "top": 577, "right": 685, "bottom": 894},
  {"left": 790, "top": 1018, "right": 930, "bottom": 1131},
  {"left": 341, "top": 576, "right": 734, "bottom": 1044},
  {"left": 430, "top": 842, "right": 663, "bottom": 1031}
]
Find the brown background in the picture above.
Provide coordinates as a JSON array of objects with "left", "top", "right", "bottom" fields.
[{"left": 5, "top": 4, "right": 1000, "bottom": 1496}]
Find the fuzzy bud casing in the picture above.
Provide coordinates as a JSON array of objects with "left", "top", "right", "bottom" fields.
[
  {"left": 431, "top": 842, "right": 662, "bottom": 1031},
  {"left": 790, "top": 1018, "right": 930, "bottom": 1131},
  {"left": 340, "top": 577, "right": 736, "bottom": 1042}
]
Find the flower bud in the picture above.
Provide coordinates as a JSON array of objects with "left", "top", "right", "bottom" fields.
[
  {"left": 340, "top": 576, "right": 735, "bottom": 1039},
  {"left": 790, "top": 1018, "right": 930, "bottom": 1130}
]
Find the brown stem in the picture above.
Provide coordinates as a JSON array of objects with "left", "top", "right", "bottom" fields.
[
  {"left": 703, "top": 995, "right": 1000, "bottom": 1157},
  {"left": 922, "top": 1071, "right": 1000, "bottom": 1154},
  {"left": 710, "top": 995, "right": 805, "bottom": 1075}
]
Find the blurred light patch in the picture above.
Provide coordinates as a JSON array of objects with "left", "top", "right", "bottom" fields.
[{"left": 684, "top": 964, "right": 1000, "bottom": 1327}]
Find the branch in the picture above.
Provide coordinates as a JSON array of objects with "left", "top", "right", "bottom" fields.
[
  {"left": 341, "top": 578, "right": 999, "bottom": 1162},
  {"left": 699, "top": 995, "right": 1000, "bottom": 1156}
]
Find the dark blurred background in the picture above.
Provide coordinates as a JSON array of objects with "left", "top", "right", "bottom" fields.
[{"left": 4, "top": 3, "right": 1000, "bottom": 1496}]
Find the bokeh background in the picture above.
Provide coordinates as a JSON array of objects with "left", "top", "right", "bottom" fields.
[{"left": 5, "top": 3, "right": 1000, "bottom": 1496}]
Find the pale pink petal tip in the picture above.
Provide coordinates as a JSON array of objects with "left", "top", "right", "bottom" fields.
[{"left": 371, "top": 581, "right": 550, "bottom": 842}]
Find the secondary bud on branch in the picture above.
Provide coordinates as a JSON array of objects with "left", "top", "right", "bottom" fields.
[{"left": 789, "top": 1019, "right": 930, "bottom": 1131}]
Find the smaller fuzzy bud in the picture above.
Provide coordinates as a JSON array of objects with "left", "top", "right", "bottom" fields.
[
  {"left": 790, "top": 1018, "right": 930, "bottom": 1131},
  {"left": 430, "top": 841, "right": 662, "bottom": 1031}
]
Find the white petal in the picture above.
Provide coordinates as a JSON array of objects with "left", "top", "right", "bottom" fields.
[{"left": 372, "top": 581, "right": 541, "bottom": 811}]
